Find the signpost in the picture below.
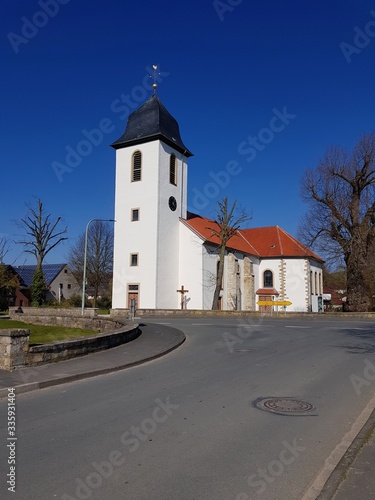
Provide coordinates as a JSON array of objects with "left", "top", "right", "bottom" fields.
[
  {"left": 256, "top": 299, "right": 292, "bottom": 316},
  {"left": 257, "top": 300, "right": 292, "bottom": 306}
]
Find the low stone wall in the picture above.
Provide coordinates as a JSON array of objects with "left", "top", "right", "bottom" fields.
[
  {"left": 9, "top": 307, "right": 129, "bottom": 331},
  {"left": 0, "top": 330, "right": 30, "bottom": 370},
  {"left": 26, "top": 325, "right": 140, "bottom": 366},
  {"left": 9, "top": 306, "right": 98, "bottom": 319},
  {"left": 2, "top": 307, "right": 140, "bottom": 370},
  {"left": 111, "top": 308, "right": 375, "bottom": 319}
]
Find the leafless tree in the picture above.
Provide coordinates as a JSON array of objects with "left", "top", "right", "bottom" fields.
[
  {"left": 209, "top": 197, "right": 251, "bottom": 310},
  {"left": 299, "top": 133, "right": 375, "bottom": 311},
  {"left": 0, "top": 236, "right": 10, "bottom": 264},
  {"left": 67, "top": 221, "right": 113, "bottom": 307},
  {"left": 0, "top": 237, "right": 18, "bottom": 309},
  {"left": 17, "top": 199, "right": 67, "bottom": 268}
]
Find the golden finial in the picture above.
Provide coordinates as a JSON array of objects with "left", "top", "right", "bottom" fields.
[{"left": 152, "top": 64, "right": 159, "bottom": 94}]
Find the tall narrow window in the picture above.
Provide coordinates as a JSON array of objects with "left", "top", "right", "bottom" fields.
[
  {"left": 130, "top": 254, "right": 138, "bottom": 266},
  {"left": 132, "top": 151, "right": 142, "bottom": 182},
  {"left": 263, "top": 270, "right": 273, "bottom": 287},
  {"left": 131, "top": 208, "right": 139, "bottom": 221},
  {"left": 169, "top": 154, "right": 177, "bottom": 185}
]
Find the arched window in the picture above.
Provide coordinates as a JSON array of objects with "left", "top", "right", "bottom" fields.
[
  {"left": 263, "top": 270, "right": 273, "bottom": 287},
  {"left": 169, "top": 154, "right": 177, "bottom": 185},
  {"left": 132, "top": 151, "right": 142, "bottom": 182}
]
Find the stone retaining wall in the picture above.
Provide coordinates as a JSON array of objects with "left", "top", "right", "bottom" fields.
[
  {"left": 26, "top": 325, "right": 140, "bottom": 366},
  {"left": 1, "top": 307, "right": 139, "bottom": 370},
  {"left": 9, "top": 306, "right": 98, "bottom": 319},
  {"left": 111, "top": 308, "right": 375, "bottom": 318},
  {"left": 0, "top": 329, "right": 30, "bottom": 370}
]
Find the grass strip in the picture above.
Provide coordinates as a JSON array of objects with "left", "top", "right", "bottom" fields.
[{"left": 0, "top": 319, "right": 97, "bottom": 345}]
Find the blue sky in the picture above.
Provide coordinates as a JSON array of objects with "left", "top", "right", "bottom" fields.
[{"left": 1, "top": 0, "right": 375, "bottom": 265}]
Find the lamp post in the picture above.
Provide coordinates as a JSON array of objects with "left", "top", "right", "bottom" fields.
[{"left": 81, "top": 218, "right": 115, "bottom": 316}]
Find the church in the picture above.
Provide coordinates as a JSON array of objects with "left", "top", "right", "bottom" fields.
[{"left": 111, "top": 91, "right": 324, "bottom": 313}]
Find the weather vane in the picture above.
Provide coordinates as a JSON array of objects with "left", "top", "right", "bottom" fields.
[{"left": 151, "top": 64, "right": 159, "bottom": 94}]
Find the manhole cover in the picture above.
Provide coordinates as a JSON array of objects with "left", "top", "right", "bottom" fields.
[
  {"left": 253, "top": 397, "right": 316, "bottom": 416},
  {"left": 234, "top": 348, "right": 255, "bottom": 353}
]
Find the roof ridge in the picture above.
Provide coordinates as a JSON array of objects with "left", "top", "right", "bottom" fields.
[
  {"left": 237, "top": 230, "right": 261, "bottom": 256},
  {"left": 276, "top": 226, "right": 283, "bottom": 254},
  {"left": 278, "top": 226, "right": 311, "bottom": 255}
]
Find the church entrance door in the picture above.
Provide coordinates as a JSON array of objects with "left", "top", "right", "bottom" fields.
[
  {"left": 127, "top": 284, "right": 139, "bottom": 309},
  {"left": 259, "top": 295, "right": 272, "bottom": 313}
]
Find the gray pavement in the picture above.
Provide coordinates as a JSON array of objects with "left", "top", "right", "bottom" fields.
[
  {"left": 0, "top": 322, "right": 185, "bottom": 399},
  {"left": 1, "top": 316, "right": 375, "bottom": 498}
]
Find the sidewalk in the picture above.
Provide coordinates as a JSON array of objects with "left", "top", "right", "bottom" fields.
[
  {"left": 0, "top": 322, "right": 185, "bottom": 399},
  {"left": 317, "top": 407, "right": 375, "bottom": 499}
]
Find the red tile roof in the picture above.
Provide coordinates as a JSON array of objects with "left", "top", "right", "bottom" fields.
[
  {"left": 256, "top": 288, "right": 280, "bottom": 295},
  {"left": 182, "top": 213, "right": 323, "bottom": 261}
]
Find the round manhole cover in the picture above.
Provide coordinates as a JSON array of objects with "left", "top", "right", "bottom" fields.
[
  {"left": 253, "top": 397, "right": 316, "bottom": 416},
  {"left": 234, "top": 348, "right": 255, "bottom": 353}
]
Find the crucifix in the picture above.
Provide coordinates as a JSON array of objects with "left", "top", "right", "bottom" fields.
[{"left": 176, "top": 285, "right": 189, "bottom": 310}]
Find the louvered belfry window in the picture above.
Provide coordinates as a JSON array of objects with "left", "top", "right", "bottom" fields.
[
  {"left": 132, "top": 151, "right": 142, "bottom": 182},
  {"left": 169, "top": 154, "right": 177, "bottom": 185}
]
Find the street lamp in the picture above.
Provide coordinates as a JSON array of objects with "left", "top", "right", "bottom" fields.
[{"left": 81, "top": 218, "right": 116, "bottom": 316}]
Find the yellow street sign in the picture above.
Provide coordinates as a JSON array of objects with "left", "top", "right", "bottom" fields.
[
  {"left": 273, "top": 301, "right": 292, "bottom": 306},
  {"left": 257, "top": 300, "right": 292, "bottom": 306}
]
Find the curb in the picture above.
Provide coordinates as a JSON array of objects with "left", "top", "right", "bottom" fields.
[
  {"left": 316, "top": 407, "right": 375, "bottom": 499},
  {"left": 0, "top": 332, "right": 185, "bottom": 399}
]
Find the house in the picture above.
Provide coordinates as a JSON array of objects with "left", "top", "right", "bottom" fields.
[
  {"left": 111, "top": 92, "right": 324, "bottom": 313},
  {"left": 323, "top": 287, "right": 345, "bottom": 311},
  {"left": 12, "top": 264, "right": 80, "bottom": 307}
]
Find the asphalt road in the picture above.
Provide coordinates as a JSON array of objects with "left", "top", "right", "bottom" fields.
[{"left": 1, "top": 316, "right": 375, "bottom": 500}]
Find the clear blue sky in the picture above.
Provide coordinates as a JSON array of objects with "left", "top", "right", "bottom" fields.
[{"left": 1, "top": 0, "right": 375, "bottom": 265}]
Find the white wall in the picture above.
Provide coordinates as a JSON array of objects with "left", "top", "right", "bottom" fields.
[
  {"left": 178, "top": 222, "right": 205, "bottom": 309},
  {"left": 112, "top": 142, "right": 159, "bottom": 309},
  {"left": 257, "top": 257, "right": 323, "bottom": 312},
  {"left": 155, "top": 143, "right": 187, "bottom": 308},
  {"left": 112, "top": 140, "right": 189, "bottom": 309}
]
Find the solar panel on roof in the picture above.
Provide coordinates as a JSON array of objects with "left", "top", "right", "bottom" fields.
[{"left": 14, "top": 264, "right": 65, "bottom": 286}]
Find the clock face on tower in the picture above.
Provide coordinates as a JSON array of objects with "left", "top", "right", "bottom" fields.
[{"left": 168, "top": 196, "right": 177, "bottom": 211}]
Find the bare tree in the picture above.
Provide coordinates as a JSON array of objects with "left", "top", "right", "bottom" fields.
[
  {"left": 299, "top": 133, "right": 375, "bottom": 311},
  {"left": 67, "top": 221, "right": 113, "bottom": 307},
  {"left": 17, "top": 199, "right": 68, "bottom": 268},
  {"left": 0, "top": 236, "right": 10, "bottom": 264},
  {"left": 209, "top": 197, "right": 251, "bottom": 310},
  {"left": 0, "top": 237, "right": 18, "bottom": 309}
]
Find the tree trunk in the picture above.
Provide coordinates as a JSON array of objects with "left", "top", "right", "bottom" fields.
[
  {"left": 212, "top": 244, "right": 226, "bottom": 310},
  {"left": 345, "top": 238, "right": 371, "bottom": 311}
]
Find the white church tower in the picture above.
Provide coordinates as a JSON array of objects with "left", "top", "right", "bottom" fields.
[{"left": 111, "top": 91, "right": 193, "bottom": 310}]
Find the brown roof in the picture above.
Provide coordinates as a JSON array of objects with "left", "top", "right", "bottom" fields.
[{"left": 182, "top": 213, "right": 323, "bottom": 261}]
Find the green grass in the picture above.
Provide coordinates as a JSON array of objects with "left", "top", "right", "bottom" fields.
[
  {"left": 97, "top": 309, "right": 110, "bottom": 315},
  {"left": 0, "top": 320, "right": 97, "bottom": 345}
]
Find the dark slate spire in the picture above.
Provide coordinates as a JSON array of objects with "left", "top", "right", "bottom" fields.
[{"left": 111, "top": 94, "right": 193, "bottom": 157}]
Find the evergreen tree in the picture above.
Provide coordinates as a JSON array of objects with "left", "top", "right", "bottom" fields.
[{"left": 31, "top": 267, "right": 46, "bottom": 306}]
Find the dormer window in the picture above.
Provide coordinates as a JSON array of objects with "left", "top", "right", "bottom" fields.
[
  {"left": 169, "top": 154, "right": 177, "bottom": 185},
  {"left": 132, "top": 151, "right": 142, "bottom": 182}
]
